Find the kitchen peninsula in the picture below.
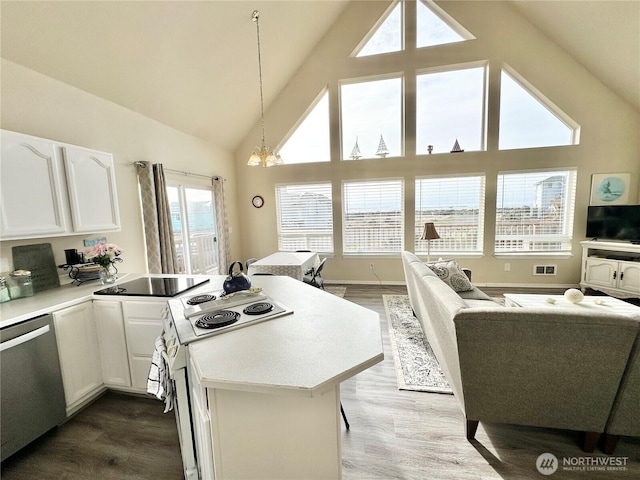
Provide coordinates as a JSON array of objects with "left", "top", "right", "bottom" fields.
[{"left": 169, "top": 275, "right": 384, "bottom": 479}]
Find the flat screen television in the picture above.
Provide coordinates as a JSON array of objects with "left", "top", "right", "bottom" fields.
[{"left": 586, "top": 205, "right": 640, "bottom": 244}]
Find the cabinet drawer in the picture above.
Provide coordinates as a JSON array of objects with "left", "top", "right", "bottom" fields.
[{"left": 122, "top": 300, "right": 167, "bottom": 320}]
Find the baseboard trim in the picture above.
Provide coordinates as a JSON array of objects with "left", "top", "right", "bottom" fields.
[
  {"left": 324, "top": 280, "right": 580, "bottom": 289},
  {"left": 324, "top": 280, "right": 406, "bottom": 286}
]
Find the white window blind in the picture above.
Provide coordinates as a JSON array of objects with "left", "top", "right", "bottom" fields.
[
  {"left": 275, "top": 183, "right": 333, "bottom": 253},
  {"left": 415, "top": 175, "right": 485, "bottom": 254},
  {"left": 342, "top": 179, "right": 404, "bottom": 254},
  {"left": 495, "top": 169, "right": 577, "bottom": 253}
]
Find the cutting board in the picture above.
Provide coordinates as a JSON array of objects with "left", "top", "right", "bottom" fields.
[{"left": 12, "top": 243, "right": 61, "bottom": 292}]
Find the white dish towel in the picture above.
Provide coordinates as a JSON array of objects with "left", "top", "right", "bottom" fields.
[{"left": 147, "top": 334, "right": 175, "bottom": 413}]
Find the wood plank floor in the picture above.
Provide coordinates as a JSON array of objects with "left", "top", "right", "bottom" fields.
[
  {"left": 1, "top": 391, "right": 183, "bottom": 479},
  {"left": 2, "top": 284, "right": 639, "bottom": 479}
]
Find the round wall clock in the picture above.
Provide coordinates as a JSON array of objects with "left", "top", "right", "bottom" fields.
[{"left": 252, "top": 195, "right": 264, "bottom": 208}]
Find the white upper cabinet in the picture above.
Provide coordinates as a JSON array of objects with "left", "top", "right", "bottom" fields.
[
  {"left": 0, "top": 130, "right": 120, "bottom": 240},
  {"left": 63, "top": 146, "right": 120, "bottom": 233},
  {"left": 0, "top": 130, "right": 68, "bottom": 238}
]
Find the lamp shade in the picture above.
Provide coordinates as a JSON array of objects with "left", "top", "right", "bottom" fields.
[{"left": 420, "top": 222, "right": 440, "bottom": 240}]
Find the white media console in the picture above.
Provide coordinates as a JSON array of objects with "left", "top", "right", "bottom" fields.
[{"left": 580, "top": 240, "right": 640, "bottom": 299}]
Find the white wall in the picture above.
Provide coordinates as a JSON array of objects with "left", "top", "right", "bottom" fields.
[
  {"left": 233, "top": 0, "right": 640, "bottom": 286},
  {"left": 0, "top": 59, "right": 240, "bottom": 276}
]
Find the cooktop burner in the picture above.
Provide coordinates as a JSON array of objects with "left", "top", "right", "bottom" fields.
[
  {"left": 187, "top": 294, "right": 216, "bottom": 305},
  {"left": 195, "top": 310, "right": 240, "bottom": 329},
  {"left": 243, "top": 302, "right": 274, "bottom": 315}
]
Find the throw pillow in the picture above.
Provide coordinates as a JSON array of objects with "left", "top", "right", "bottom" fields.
[{"left": 426, "top": 259, "right": 474, "bottom": 292}]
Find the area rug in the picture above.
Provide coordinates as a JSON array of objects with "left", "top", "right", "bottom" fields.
[
  {"left": 383, "top": 295, "right": 452, "bottom": 394},
  {"left": 325, "top": 285, "right": 346, "bottom": 298}
]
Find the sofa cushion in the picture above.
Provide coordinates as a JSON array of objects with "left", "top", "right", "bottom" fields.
[
  {"left": 458, "top": 288, "right": 493, "bottom": 301},
  {"left": 426, "top": 259, "right": 474, "bottom": 292},
  {"left": 463, "top": 298, "right": 505, "bottom": 309}
]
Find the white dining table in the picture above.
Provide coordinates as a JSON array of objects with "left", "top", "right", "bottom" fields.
[{"left": 247, "top": 251, "right": 319, "bottom": 281}]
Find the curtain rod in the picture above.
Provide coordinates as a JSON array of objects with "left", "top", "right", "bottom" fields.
[{"left": 134, "top": 161, "right": 220, "bottom": 181}]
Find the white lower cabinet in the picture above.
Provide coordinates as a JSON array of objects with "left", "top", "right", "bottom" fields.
[
  {"left": 53, "top": 301, "right": 104, "bottom": 415},
  {"left": 580, "top": 241, "right": 640, "bottom": 298},
  {"left": 93, "top": 300, "right": 131, "bottom": 388},
  {"left": 584, "top": 258, "right": 640, "bottom": 297},
  {"left": 122, "top": 300, "right": 166, "bottom": 391}
]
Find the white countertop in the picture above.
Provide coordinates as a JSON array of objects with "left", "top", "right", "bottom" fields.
[
  {"left": 187, "top": 276, "right": 384, "bottom": 396},
  {"left": 0, "top": 272, "right": 208, "bottom": 328}
]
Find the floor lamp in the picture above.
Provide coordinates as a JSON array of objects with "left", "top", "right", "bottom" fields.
[{"left": 421, "top": 222, "right": 440, "bottom": 262}]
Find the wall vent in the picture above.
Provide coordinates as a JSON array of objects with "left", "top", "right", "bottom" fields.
[{"left": 533, "top": 265, "right": 557, "bottom": 276}]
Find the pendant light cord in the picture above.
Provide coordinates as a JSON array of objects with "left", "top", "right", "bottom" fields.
[{"left": 253, "top": 10, "right": 266, "bottom": 148}]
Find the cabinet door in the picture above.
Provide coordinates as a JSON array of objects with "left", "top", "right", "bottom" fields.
[
  {"left": 122, "top": 301, "right": 166, "bottom": 392},
  {"left": 53, "top": 302, "right": 103, "bottom": 413},
  {"left": 0, "top": 130, "right": 67, "bottom": 239},
  {"left": 62, "top": 145, "right": 120, "bottom": 233},
  {"left": 584, "top": 258, "right": 618, "bottom": 288},
  {"left": 93, "top": 301, "right": 131, "bottom": 388},
  {"left": 619, "top": 262, "right": 640, "bottom": 295}
]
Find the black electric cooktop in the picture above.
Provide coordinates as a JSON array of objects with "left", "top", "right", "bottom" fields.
[{"left": 94, "top": 276, "right": 209, "bottom": 297}]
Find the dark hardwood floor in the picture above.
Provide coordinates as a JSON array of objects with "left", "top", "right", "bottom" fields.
[
  {"left": 1, "top": 391, "right": 183, "bottom": 479},
  {"left": 2, "top": 284, "right": 638, "bottom": 479}
]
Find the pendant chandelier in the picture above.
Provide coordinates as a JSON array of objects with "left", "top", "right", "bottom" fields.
[{"left": 248, "top": 10, "right": 283, "bottom": 167}]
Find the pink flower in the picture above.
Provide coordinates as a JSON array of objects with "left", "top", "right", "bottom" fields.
[{"left": 85, "top": 242, "right": 123, "bottom": 268}]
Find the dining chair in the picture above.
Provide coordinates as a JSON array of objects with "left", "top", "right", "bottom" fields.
[
  {"left": 245, "top": 258, "right": 258, "bottom": 271},
  {"left": 302, "top": 257, "right": 326, "bottom": 290}
]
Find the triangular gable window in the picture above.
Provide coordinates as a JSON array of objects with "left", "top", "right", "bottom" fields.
[
  {"left": 499, "top": 68, "right": 579, "bottom": 150},
  {"left": 278, "top": 90, "right": 331, "bottom": 164},
  {"left": 417, "top": 0, "right": 474, "bottom": 48},
  {"left": 354, "top": 1, "right": 402, "bottom": 57}
]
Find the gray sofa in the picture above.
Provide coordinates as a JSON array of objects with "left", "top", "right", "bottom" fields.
[
  {"left": 401, "top": 251, "right": 639, "bottom": 450},
  {"left": 602, "top": 335, "right": 640, "bottom": 453}
]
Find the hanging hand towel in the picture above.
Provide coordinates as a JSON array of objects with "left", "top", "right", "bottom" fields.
[{"left": 147, "top": 334, "right": 175, "bottom": 413}]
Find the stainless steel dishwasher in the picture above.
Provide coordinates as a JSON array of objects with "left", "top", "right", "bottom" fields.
[{"left": 1, "top": 313, "right": 66, "bottom": 461}]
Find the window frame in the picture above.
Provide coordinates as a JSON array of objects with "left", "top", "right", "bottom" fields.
[
  {"left": 277, "top": 88, "right": 331, "bottom": 165},
  {"left": 494, "top": 168, "right": 578, "bottom": 256},
  {"left": 415, "top": 61, "right": 489, "bottom": 155},
  {"left": 498, "top": 65, "right": 581, "bottom": 151},
  {"left": 341, "top": 178, "right": 405, "bottom": 256},
  {"left": 339, "top": 72, "right": 405, "bottom": 161},
  {"left": 414, "top": 173, "right": 486, "bottom": 256},
  {"left": 275, "top": 181, "right": 334, "bottom": 254}
]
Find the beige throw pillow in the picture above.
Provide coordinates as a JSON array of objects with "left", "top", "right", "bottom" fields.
[{"left": 426, "top": 259, "right": 474, "bottom": 292}]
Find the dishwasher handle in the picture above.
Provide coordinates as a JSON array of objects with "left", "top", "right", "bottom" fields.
[{"left": 0, "top": 325, "right": 50, "bottom": 352}]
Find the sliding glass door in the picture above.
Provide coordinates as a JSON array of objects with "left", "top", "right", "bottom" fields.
[{"left": 167, "top": 185, "right": 219, "bottom": 274}]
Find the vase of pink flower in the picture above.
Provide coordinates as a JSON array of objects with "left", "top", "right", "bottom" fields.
[{"left": 85, "top": 242, "right": 123, "bottom": 285}]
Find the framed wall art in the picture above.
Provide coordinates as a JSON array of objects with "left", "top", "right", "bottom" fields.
[{"left": 589, "top": 173, "right": 630, "bottom": 206}]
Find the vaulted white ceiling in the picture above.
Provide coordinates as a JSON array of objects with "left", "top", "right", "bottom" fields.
[{"left": 1, "top": 1, "right": 638, "bottom": 151}]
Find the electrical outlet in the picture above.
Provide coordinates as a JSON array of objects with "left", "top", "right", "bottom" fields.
[
  {"left": 369, "top": 263, "right": 375, "bottom": 270},
  {"left": 504, "top": 263, "right": 511, "bottom": 271}
]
